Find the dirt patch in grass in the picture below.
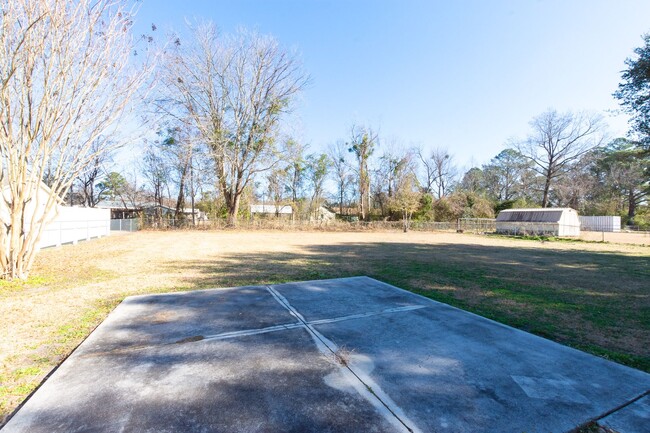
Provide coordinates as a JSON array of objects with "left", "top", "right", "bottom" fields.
[{"left": 1, "top": 230, "right": 648, "bottom": 422}]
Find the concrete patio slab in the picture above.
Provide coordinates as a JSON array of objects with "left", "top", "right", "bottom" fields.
[
  {"left": 76, "top": 285, "right": 297, "bottom": 355},
  {"left": 2, "top": 276, "right": 649, "bottom": 433},
  {"left": 599, "top": 395, "right": 650, "bottom": 433},
  {"left": 4, "top": 327, "right": 398, "bottom": 433}
]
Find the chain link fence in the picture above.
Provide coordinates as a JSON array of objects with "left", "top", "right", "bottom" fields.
[
  {"left": 494, "top": 222, "right": 582, "bottom": 237},
  {"left": 110, "top": 218, "right": 140, "bottom": 232},
  {"left": 141, "top": 217, "right": 410, "bottom": 231},
  {"left": 137, "top": 216, "right": 505, "bottom": 233}
]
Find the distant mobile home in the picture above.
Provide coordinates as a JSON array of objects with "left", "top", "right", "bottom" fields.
[
  {"left": 496, "top": 208, "right": 581, "bottom": 237},
  {"left": 250, "top": 204, "right": 293, "bottom": 216}
]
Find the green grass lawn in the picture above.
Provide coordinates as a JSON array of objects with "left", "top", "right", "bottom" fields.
[
  {"left": 170, "top": 237, "right": 649, "bottom": 372},
  {"left": 1, "top": 230, "right": 648, "bottom": 423}
]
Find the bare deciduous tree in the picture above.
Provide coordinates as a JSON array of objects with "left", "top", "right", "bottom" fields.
[
  {"left": 305, "top": 153, "right": 330, "bottom": 218},
  {"left": 416, "top": 146, "right": 435, "bottom": 195},
  {"left": 76, "top": 141, "right": 114, "bottom": 207},
  {"left": 141, "top": 144, "right": 171, "bottom": 221},
  {"left": 375, "top": 145, "right": 414, "bottom": 217},
  {"left": 328, "top": 140, "right": 352, "bottom": 215},
  {"left": 283, "top": 139, "right": 307, "bottom": 219},
  {"left": 348, "top": 125, "right": 378, "bottom": 221},
  {"left": 0, "top": 0, "right": 152, "bottom": 279},
  {"left": 266, "top": 168, "right": 286, "bottom": 217},
  {"left": 389, "top": 172, "right": 421, "bottom": 232},
  {"left": 418, "top": 147, "right": 456, "bottom": 199},
  {"left": 517, "top": 109, "right": 605, "bottom": 207},
  {"left": 161, "top": 24, "right": 308, "bottom": 225},
  {"left": 155, "top": 126, "right": 200, "bottom": 223}
]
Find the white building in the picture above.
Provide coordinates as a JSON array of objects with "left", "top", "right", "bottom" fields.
[
  {"left": 312, "top": 206, "right": 336, "bottom": 222},
  {"left": 496, "top": 208, "right": 581, "bottom": 237},
  {"left": 250, "top": 204, "right": 293, "bottom": 216}
]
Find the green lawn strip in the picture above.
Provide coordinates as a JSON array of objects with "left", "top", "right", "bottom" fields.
[
  {"left": 0, "top": 267, "right": 118, "bottom": 299},
  {"left": 3, "top": 238, "right": 648, "bottom": 422},
  {"left": 0, "top": 295, "right": 125, "bottom": 422},
  {"left": 0, "top": 276, "right": 49, "bottom": 297},
  {"left": 0, "top": 366, "right": 43, "bottom": 415},
  {"left": 366, "top": 257, "right": 648, "bottom": 372},
  {"left": 410, "top": 285, "right": 649, "bottom": 371},
  {"left": 42, "top": 267, "right": 118, "bottom": 294}
]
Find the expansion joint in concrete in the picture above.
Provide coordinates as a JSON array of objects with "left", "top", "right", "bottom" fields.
[
  {"left": 265, "top": 285, "right": 421, "bottom": 433},
  {"left": 592, "top": 389, "right": 650, "bottom": 423}
]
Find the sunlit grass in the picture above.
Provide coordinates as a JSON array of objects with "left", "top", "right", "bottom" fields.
[{"left": 1, "top": 230, "right": 648, "bottom": 423}]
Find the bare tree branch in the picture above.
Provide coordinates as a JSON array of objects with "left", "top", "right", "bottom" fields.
[
  {"left": 516, "top": 109, "right": 606, "bottom": 207},
  {"left": 159, "top": 24, "right": 308, "bottom": 225}
]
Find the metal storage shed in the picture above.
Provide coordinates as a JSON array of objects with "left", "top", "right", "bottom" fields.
[{"left": 496, "top": 208, "right": 581, "bottom": 237}]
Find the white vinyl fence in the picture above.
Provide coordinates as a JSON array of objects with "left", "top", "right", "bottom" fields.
[
  {"left": 38, "top": 207, "right": 110, "bottom": 249},
  {"left": 579, "top": 216, "right": 621, "bottom": 232}
]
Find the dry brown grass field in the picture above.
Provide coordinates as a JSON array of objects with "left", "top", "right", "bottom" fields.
[{"left": 1, "top": 229, "right": 648, "bottom": 423}]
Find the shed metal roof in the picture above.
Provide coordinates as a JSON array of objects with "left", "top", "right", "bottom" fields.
[{"left": 496, "top": 208, "right": 576, "bottom": 223}]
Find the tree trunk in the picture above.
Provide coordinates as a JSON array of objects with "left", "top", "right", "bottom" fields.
[
  {"left": 628, "top": 189, "right": 636, "bottom": 223},
  {"left": 190, "top": 163, "right": 196, "bottom": 226},
  {"left": 175, "top": 165, "right": 187, "bottom": 222},
  {"left": 227, "top": 194, "right": 241, "bottom": 226},
  {"left": 541, "top": 172, "right": 552, "bottom": 208}
]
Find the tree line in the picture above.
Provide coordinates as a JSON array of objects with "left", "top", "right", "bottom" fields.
[
  {"left": 1, "top": 0, "right": 649, "bottom": 278},
  {"left": 80, "top": 109, "right": 648, "bottom": 230}
]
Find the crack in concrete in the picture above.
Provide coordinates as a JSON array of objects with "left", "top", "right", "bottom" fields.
[{"left": 266, "top": 285, "right": 422, "bottom": 433}]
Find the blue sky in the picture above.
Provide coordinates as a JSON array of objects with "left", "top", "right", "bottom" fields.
[{"left": 132, "top": 0, "right": 650, "bottom": 169}]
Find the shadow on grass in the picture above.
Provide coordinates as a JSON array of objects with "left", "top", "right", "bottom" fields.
[{"left": 163, "top": 241, "right": 649, "bottom": 371}]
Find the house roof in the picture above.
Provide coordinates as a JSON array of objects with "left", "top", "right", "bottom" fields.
[{"left": 95, "top": 200, "right": 142, "bottom": 210}]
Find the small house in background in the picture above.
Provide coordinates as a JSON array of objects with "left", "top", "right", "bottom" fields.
[
  {"left": 311, "top": 206, "right": 336, "bottom": 222},
  {"left": 95, "top": 200, "right": 142, "bottom": 219},
  {"left": 579, "top": 216, "right": 621, "bottom": 232},
  {"left": 250, "top": 204, "right": 293, "bottom": 218},
  {"left": 496, "top": 208, "right": 581, "bottom": 237}
]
